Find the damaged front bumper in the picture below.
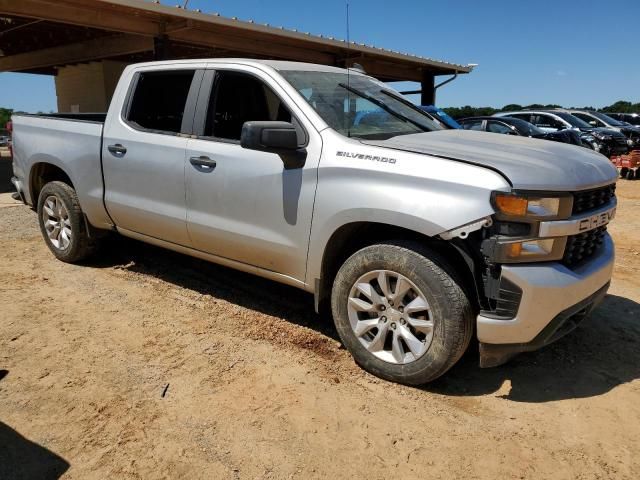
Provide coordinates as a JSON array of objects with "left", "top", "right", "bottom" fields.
[{"left": 477, "top": 234, "right": 614, "bottom": 367}]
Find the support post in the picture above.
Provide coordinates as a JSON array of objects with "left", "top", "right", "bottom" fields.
[
  {"left": 420, "top": 71, "right": 435, "bottom": 106},
  {"left": 153, "top": 35, "right": 169, "bottom": 60}
]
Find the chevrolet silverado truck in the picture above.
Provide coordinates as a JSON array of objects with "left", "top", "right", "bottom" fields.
[{"left": 10, "top": 60, "right": 618, "bottom": 385}]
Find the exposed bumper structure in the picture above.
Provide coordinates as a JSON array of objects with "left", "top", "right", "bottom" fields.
[{"left": 477, "top": 234, "right": 614, "bottom": 367}]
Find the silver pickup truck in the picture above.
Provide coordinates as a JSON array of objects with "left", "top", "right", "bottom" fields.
[{"left": 11, "top": 59, "right": 617, "bottom": 385}]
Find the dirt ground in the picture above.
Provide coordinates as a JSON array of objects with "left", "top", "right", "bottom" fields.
[{"left": 1, "top": 170, "right": 639, "bottom": 479}]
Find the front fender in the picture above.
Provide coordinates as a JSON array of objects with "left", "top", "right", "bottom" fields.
[{"left": 305, "top": 132, "right": 510, "bottom": 288}]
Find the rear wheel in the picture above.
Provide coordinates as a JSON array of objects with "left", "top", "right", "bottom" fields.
[
  {"left": 626, "top": 169, "right": 635, "bottom": 180},
  {"left": 37, "top": 181, "right": 99, "bottom": 263},
  {"left": 331, "top": 242, "right": 474, "bottom": 385}
]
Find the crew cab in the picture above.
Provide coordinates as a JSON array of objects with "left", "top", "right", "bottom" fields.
[{"left": 10, "top": 60, "right": 618, "bottom": 385}]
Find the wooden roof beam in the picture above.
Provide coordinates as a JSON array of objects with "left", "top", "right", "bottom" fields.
[
  {"left": 0, "top": 0, "right": 160, "bottom": 36},
  {"left": 0, "top": 34, "right": 154, "bottom": 72},
  {"left": 169, "top": 29, "right": 335, "bottom": 65}
]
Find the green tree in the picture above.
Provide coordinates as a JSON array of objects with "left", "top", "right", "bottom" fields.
[
  {"left": 0, "top": 108, "right": 13, "bottom": 129},
  {"left": 600, "top": 101, "right": 639, "bottom": 113},
  {"left": 501, "top": 104, "right": 523, "bottom": 112}
]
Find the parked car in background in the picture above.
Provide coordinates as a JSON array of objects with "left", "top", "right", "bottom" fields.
[
  {"left": 561, "top": 109, "right": 640, "bottom": 150},
  {"left": 607, "top": 112, "right": 640, "bottom": 126},
  {"left": 420, "top": 105, "right": 461, "bottom": 129},
  {"left": 458, "top": 116, "right": 584, "bottom": 146},
  {"left": 494, "top": 110, "right": 629, "bottom": 157}
]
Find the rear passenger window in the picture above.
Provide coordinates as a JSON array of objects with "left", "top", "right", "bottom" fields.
[
  {"left": 532, "top": 115, "right": 564, "bottom": 130},
  {"left": 462, "top": 120, "right": 484, "bottom": 131},
  {"left": 204, "top": 71, "right": 292, "bottom": 141},
  {"left": 509, "top": 113, "right": 532, "bottom": 123},
  {"left": 487, "top": 121, "right": 513, "bottom": 134},
  {"left": 126, "top": 70, "right": 196, "bottom": 134}
]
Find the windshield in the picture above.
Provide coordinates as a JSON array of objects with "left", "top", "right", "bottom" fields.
[
  {"left": 279, "top": 70, "right": 442, "bottom": 139},
  {"left": 553, "top": 111, "right": 592, "bottom": 128},
  {"left": 503, "top": 117, "right": 545, "bottom": 136},
  {"left": 591, "top": 111, "right": 627, "bottom": 127}
]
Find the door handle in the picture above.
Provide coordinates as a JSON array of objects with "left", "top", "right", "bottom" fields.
[
  {"left": 189, "top": 156, "right": 217, "bottom": 169},
  {"left": 108, "top": 144, "right": 127, "bottom": 156}
]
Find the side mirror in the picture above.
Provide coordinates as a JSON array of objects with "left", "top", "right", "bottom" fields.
[{"left": 241, "top": 121, "right": 300, "bottom": 153}]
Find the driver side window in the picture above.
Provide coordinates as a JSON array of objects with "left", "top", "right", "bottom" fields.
[
  {"left": 203, "top": 71, "right": 292, "bottom": 141},
  {"left": 533, "top": 115, "right": 565, "bottom": 130},
  {"left": 573, "top": 113, "right": 604, "bottom": 127}
]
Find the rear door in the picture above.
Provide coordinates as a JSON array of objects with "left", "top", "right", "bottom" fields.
[
  {"left": 102, "top": 65, "right": 204, "bottom": 246},
  {"left": 184, "top": 65, "right": 322, "bottom": 282}
]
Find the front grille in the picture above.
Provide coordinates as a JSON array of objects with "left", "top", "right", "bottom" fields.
[
  {"left": 563, "top": 226, "right": 607, "bottom": 267},
  {"left": 572, "top": 184, "right": 616, "bottom": 215}
]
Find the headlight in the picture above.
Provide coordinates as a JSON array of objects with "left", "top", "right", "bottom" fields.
[
  {"left": 504, "top": 239, "right": 556, "bottom": 259},
  {"left": 488, "top": 237, "right": 566, "bottom": 263},
  {"left": 591, "top": 131, "right": 612, "bottom": 140},
  {"left": 492, "top": 192, "right": 571, "bottom": 220}
]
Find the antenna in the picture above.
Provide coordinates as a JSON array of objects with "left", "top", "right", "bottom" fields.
[{"left": 346, "top": 0, "right": 352, "bottom": 137}]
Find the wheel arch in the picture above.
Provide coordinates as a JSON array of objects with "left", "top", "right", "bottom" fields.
[
  {"left": 313, "top": 221, "right": 479, "bottom": 315},
  {"left": 29, "top": 160, "right": 76, "bottom": 207}
]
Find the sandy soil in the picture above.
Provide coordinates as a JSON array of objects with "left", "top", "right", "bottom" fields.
[{"left": 1, "top": 179, "right": 639, "bottom": 480}]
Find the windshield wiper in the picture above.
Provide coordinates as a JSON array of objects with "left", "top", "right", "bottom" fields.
[
  {"left": 379, "top": 89, "right": 441, "bottom": 123},
  {"left": 338, "top": 82, "right": 429, "bottom": 132}
]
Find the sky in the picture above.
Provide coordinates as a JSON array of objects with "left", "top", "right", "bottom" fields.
[{"left": 1, "top": 0, "right": 639, "bottom": 112}]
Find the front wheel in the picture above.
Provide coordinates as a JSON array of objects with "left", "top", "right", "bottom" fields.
[
  {"left": 331, "top": 242, "right": 474, "bottom": 385},
  {"left": 37, "top": 181, "right": 99, "bottom": 263}
]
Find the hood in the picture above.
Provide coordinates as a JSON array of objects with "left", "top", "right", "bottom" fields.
[
  {"left": 583, "top": 127, "right": 627, "bottom": 138},
  {"left": 621, "top": 126, "right": 640, "bottom": 136},
  {"left": 362, "top": 130, "right": 617, "bottom": 191}
]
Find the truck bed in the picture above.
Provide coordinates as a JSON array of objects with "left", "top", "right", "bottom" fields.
[{"left": 11, "top": 113, "right": 113, "bottom": 229}]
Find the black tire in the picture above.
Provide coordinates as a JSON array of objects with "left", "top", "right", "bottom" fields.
[
  {"left": 331, "top": 242, "right": 474, "bottom": 385},
  {"left": 37, "top": 181, "right": 98, "bottom": 263},
  {"left": 626, "top": 169, "right": 635, "bottom": 180},
  {"left": 620, "top": 167, "right": 628, "bottom": 178}
]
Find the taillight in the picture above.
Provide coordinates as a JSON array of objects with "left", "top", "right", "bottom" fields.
[{"left": 6, "top": 121, "right": 11, "bottom": 133}]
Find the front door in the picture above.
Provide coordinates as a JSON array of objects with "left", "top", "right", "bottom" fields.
[{"left": 184, "top": 67, "right": 321, "bottom": 282}]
